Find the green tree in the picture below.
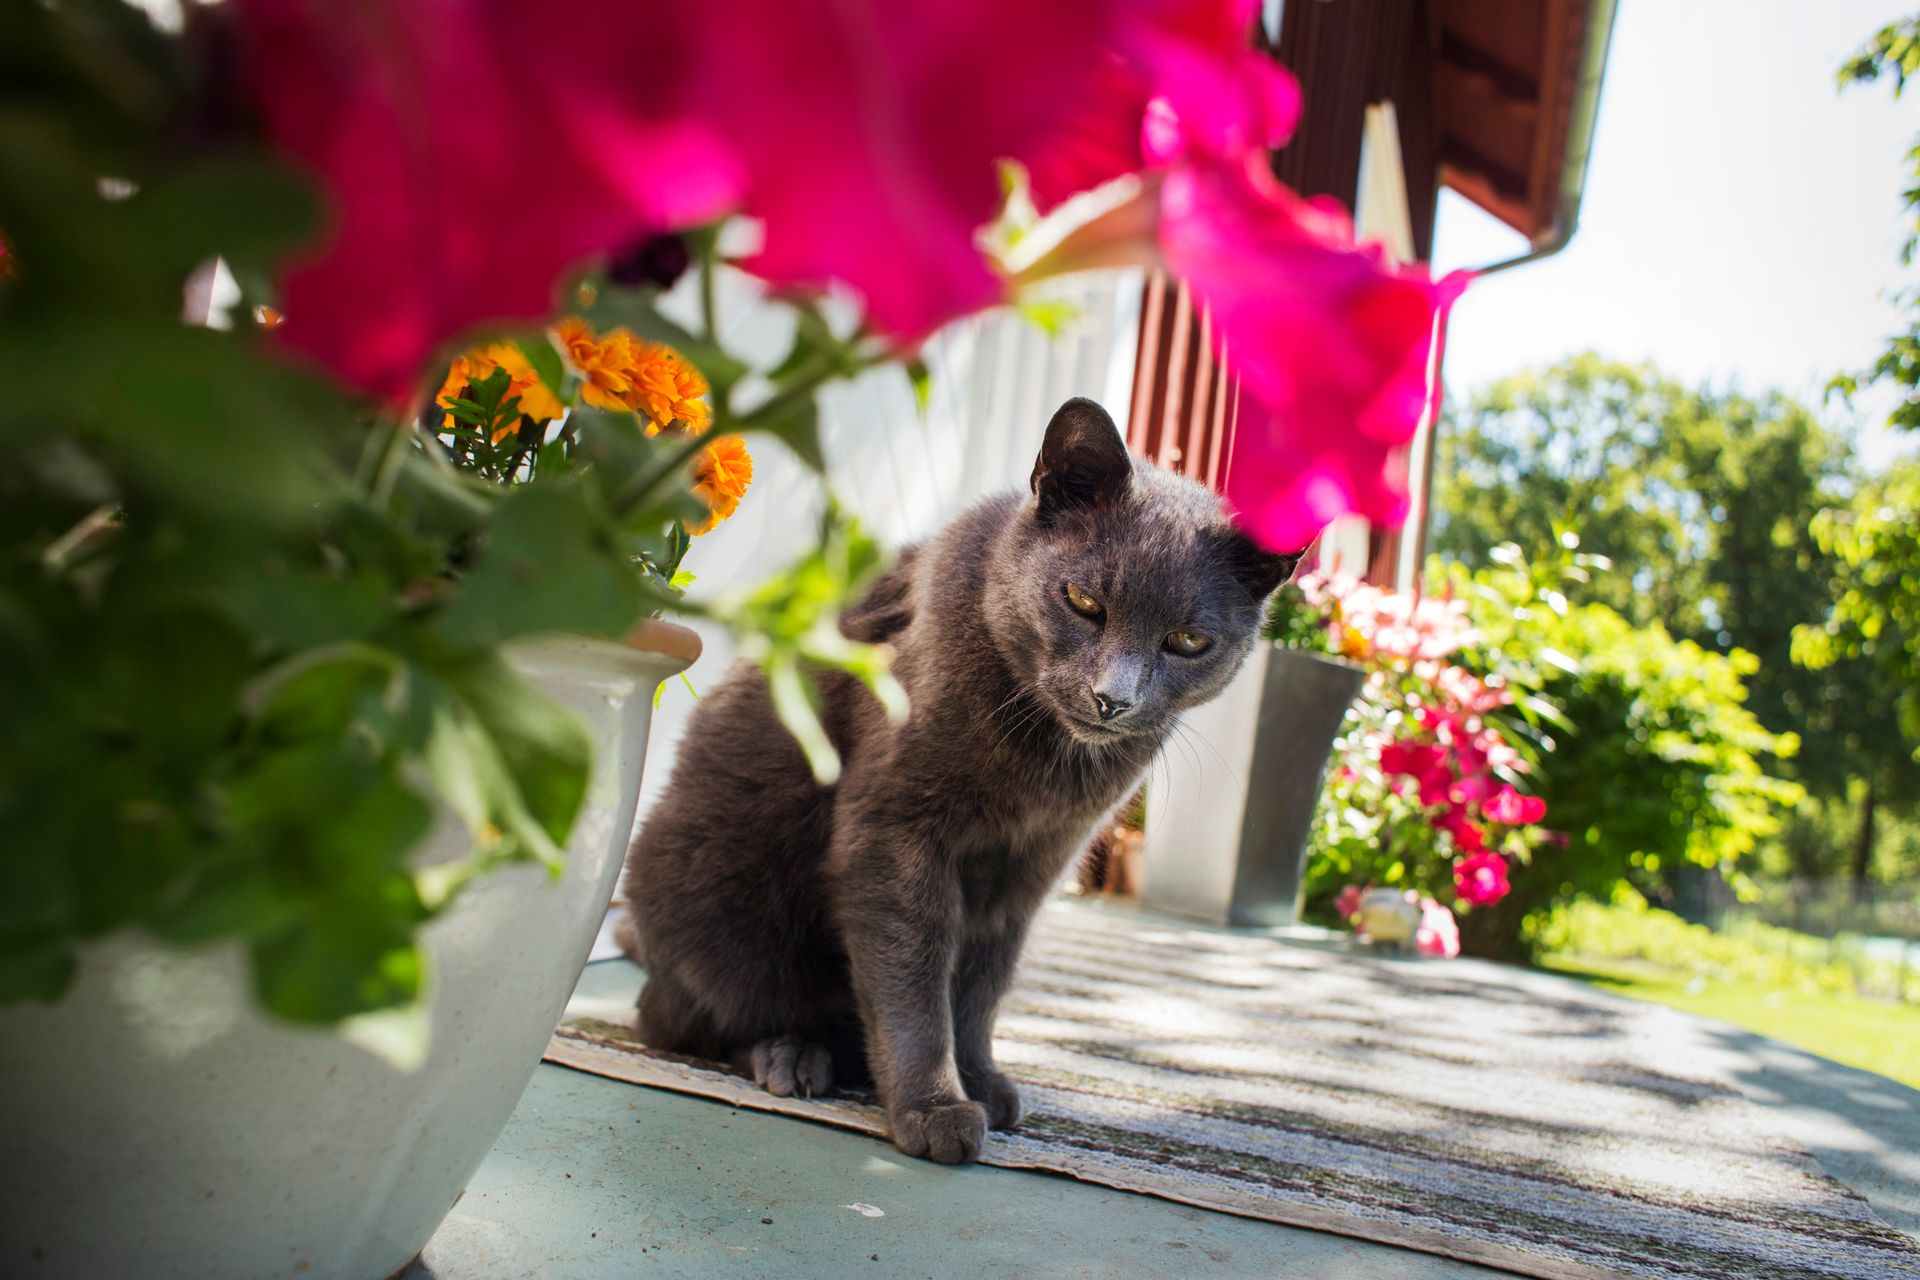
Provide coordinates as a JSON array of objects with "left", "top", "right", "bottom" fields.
[
  {"left": 1795, "top": 460, "right": 1920, "bottom": 899},
  {"left": 1434, "top": 356, "right": 1919, "bottom": 895},
  {"left": 1835, "top": 16, "right": 1920, "bottom": 429},
  {"left": 1794, "top": 14, "right": 1920, "bottom": 899},
  {"left": 1445, "top": 546, "right": 1803, "bottom": 960}
]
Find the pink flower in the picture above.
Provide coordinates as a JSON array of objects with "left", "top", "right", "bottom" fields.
[
  {"left": 239, "top": 0, "right": 1121, "bottom": 401},
  {"left": 1025, "top": 0, "right": 1300, "bottom": 210},
  {"left": 1333, "top": 883, "right": 1366, "bottom": 921},
  {"left": 1378, "top": 740, "right": 1442, "bottom": 779},
  {"left": 1483, "top": 785, "right": 1548, "bottom": 827},
  {"left": 1436, "top": 808, "right": 1488, "bottom": 853},
  {"left": 680, "top": 0, "right": 1122, "bottom": 342},
  {"left": 1447, "top": 772, "right": 1496, "bottom": 808},
  {"left": 1434, "top": 664, "right": 1509, "bottom": 714},
  {"left": 1159, "top": 158, "right": 1467, "bottom": 552},
  {"left": 1018, "top": 3, "right": 1468, "bottom": 557},
  {"left": 1452, "top": 851, "right": 1511, "bottom": 907},
  {"left": 1417, "top": 767, "right": 1457, "bottom": 809},
  {"left": 1414, "top": 898, "right": 1461, "bottom": 959},
  {"left": 235, "top": 0, "right": 731, "bottom": 402}
]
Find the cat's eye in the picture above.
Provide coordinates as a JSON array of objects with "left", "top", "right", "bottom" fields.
[
  {"left": 1166, "top": 630, "right": 1212, "bottom": 656},
  {"left": 1063, "top": 582, "right": 1104, "bottom": 619}
]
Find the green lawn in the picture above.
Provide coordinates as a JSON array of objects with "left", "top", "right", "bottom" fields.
[{"left": 1542, "top": 953, "right": 1920, "bottom": 1090}]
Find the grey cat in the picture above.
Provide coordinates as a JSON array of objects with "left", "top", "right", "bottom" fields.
[{"left": 620, "top": 397, "right": 1297, "bottom": 1164}]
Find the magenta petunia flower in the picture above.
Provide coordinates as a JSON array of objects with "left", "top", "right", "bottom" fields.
[
  {"left": 1157, "top": 158, "right": 1470, "bottom": 553},
  {"left": 1452, "top": 851, "right": 1511, "bottom": 907},
  {"left": 1020, "top": 0, "right": 1466, "bottom": 555},
  {"left": 665, "top": 0, "right": 1123, "bottom": 342},
  {"left": 1024, "top": 0, "right": 1300, "bottom": 211},
  {"left": 237, "top": 0, "right": 1120, "bottom": 402},
  {"left": 233, "top": 0, "right": 734, "bottom": 403}
]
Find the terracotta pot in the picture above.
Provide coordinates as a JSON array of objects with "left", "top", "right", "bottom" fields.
[{"left": 0, "top": 623, "right": 699, "bottom": 1280}]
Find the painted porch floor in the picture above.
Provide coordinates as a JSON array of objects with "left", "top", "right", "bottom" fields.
[{"left": 404, "top": 911, "right": 1920, "bottom": 1280}]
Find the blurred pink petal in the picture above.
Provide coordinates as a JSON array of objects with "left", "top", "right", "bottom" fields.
[
  {"left": 697, "top": 0, "right": 1119, "bottom": 340},
  {"left": 240, "top": 0, "right": 1118, "bottom": 401},
  {"left": 1025, "top": 0, "right": 1299, "bottom": 209},
  {"left": 1158, "top": 157, "right": 1468, "bottom": 552},
  {"left": 1024, "top": 52, "right": 1154, "bottom": 212},
  {"left": 236, "top": 0, "right": 739, "bottom": 403},
  {"left": 1415, "top": 898, "right": 1462, "bottom": 958},
  {"left": 1435, "top": 807, "right": 1488, "bottom": 853}
]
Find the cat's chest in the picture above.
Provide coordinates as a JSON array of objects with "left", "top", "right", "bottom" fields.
[{"left": 947, "top": 758, "right": 1142, "bottom": 925}]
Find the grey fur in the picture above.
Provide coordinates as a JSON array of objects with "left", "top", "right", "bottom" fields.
[{"left": 620, "top": 398, "right": 1297, "bottom": 1164}]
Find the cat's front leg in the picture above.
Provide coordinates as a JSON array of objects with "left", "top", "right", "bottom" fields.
[
  {"left": 953, "top": 921, "right": 1030, "bottom": 1131},
  {"left": 833, "top": 835, "right": 987, "bottom": 1165}
]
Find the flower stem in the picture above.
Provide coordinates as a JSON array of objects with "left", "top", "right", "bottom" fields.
[{"left": 696, "top": 227, "right": 720, "bottom": 346}]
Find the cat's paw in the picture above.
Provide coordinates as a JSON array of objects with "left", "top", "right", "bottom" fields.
[
  {"left": 749, "top": 1036, "right": 834, "bottom": 1098},
  {"left": 890, "top": 1099, "right": 988, "bottom": 1165},
  {"left": 966, "top": 1069, "right": 1024, "bottom": 1131}
]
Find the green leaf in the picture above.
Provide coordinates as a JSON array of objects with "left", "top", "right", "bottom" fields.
[
  {"left": 252, "top": 906, "right": 426, "bottom": 1025},
  {"left": 0, "top": 319, "right": 344, "bottom": 526},
  {"left": 432, "top": 484, "right": 647, "bottom": 647},
  {"left": 438, "top": 654, "right": 592, "bottom": 855},
  {"left": 1017, "top": 296, "right": 1080, "bottom": 336},
  {"left": 249, "top": 647, "right": 403, "bottom": 745},
  {"left": 212, "top": 566, "right": 390, "bottom": 653},
  {"left": 906, "top": 358, "right": 933, "bottom": 415},
  {"left": 516, "top": 334, "right": 567, "bottom": 403}
]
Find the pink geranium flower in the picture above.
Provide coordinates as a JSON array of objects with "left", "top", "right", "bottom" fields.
[
  {"left": 1414, "top": 898, "right": 1461, "bottom": 959},
  {"left": 1379, "top": 740, "right": 1442, "bottom": 778},
  {"left": 1417, "top": 767, "right": 1457, "bottom": 809},
  {"left": 1484, "top": 785, "right": 1548, "bottom": 827},
  {"left": 1436, "top": 808, "right": 1488, "bottom": 853},
  {"left": 1333, "top": 883, "right": 1366, "bottom": 921},
  {"left": 1452, "top": 851, "right": 1511, "bottom": 907}
]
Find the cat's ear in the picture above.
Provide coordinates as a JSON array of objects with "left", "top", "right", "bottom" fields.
[
  {"left": 1031, "top": 398, "right": 1132, "bottom": 523},
  {"left": 1216, "top": 528, "right": 1305, "bottom": 601}
]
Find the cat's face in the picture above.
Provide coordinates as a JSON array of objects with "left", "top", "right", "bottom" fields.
[{"left": 988, "top": 399, "right": 1299, "bottom": 746}]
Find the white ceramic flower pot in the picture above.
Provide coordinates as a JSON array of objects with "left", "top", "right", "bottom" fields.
[{"left": 0, "top": 624, "right": 698, "bottom": 1280}]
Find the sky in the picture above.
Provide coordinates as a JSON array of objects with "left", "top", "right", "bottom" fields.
[{"left": 1431, "top": 0, "right": 1920, "bottom": 469}]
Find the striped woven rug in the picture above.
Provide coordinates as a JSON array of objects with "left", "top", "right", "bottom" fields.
[{"left": 547, "top": 899, "right": 1920, "bottom": 1280}]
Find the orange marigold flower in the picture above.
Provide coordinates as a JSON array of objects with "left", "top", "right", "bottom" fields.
[
  {"left": 436, "top": 342, "right": 565, "bottom": 440},
  {"left": 625, "top": 341, "right": 713, "bottom": 434},
  {"left": 688, "top": 435, "right": 753, "bottom": 534},
  {"left": 553, "top": 316, "right": 642, "bottom": 411}
]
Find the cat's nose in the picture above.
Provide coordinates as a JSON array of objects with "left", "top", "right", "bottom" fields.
[{"left": 1092, "top": 692, "right": 1133, "bottom": 722}]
